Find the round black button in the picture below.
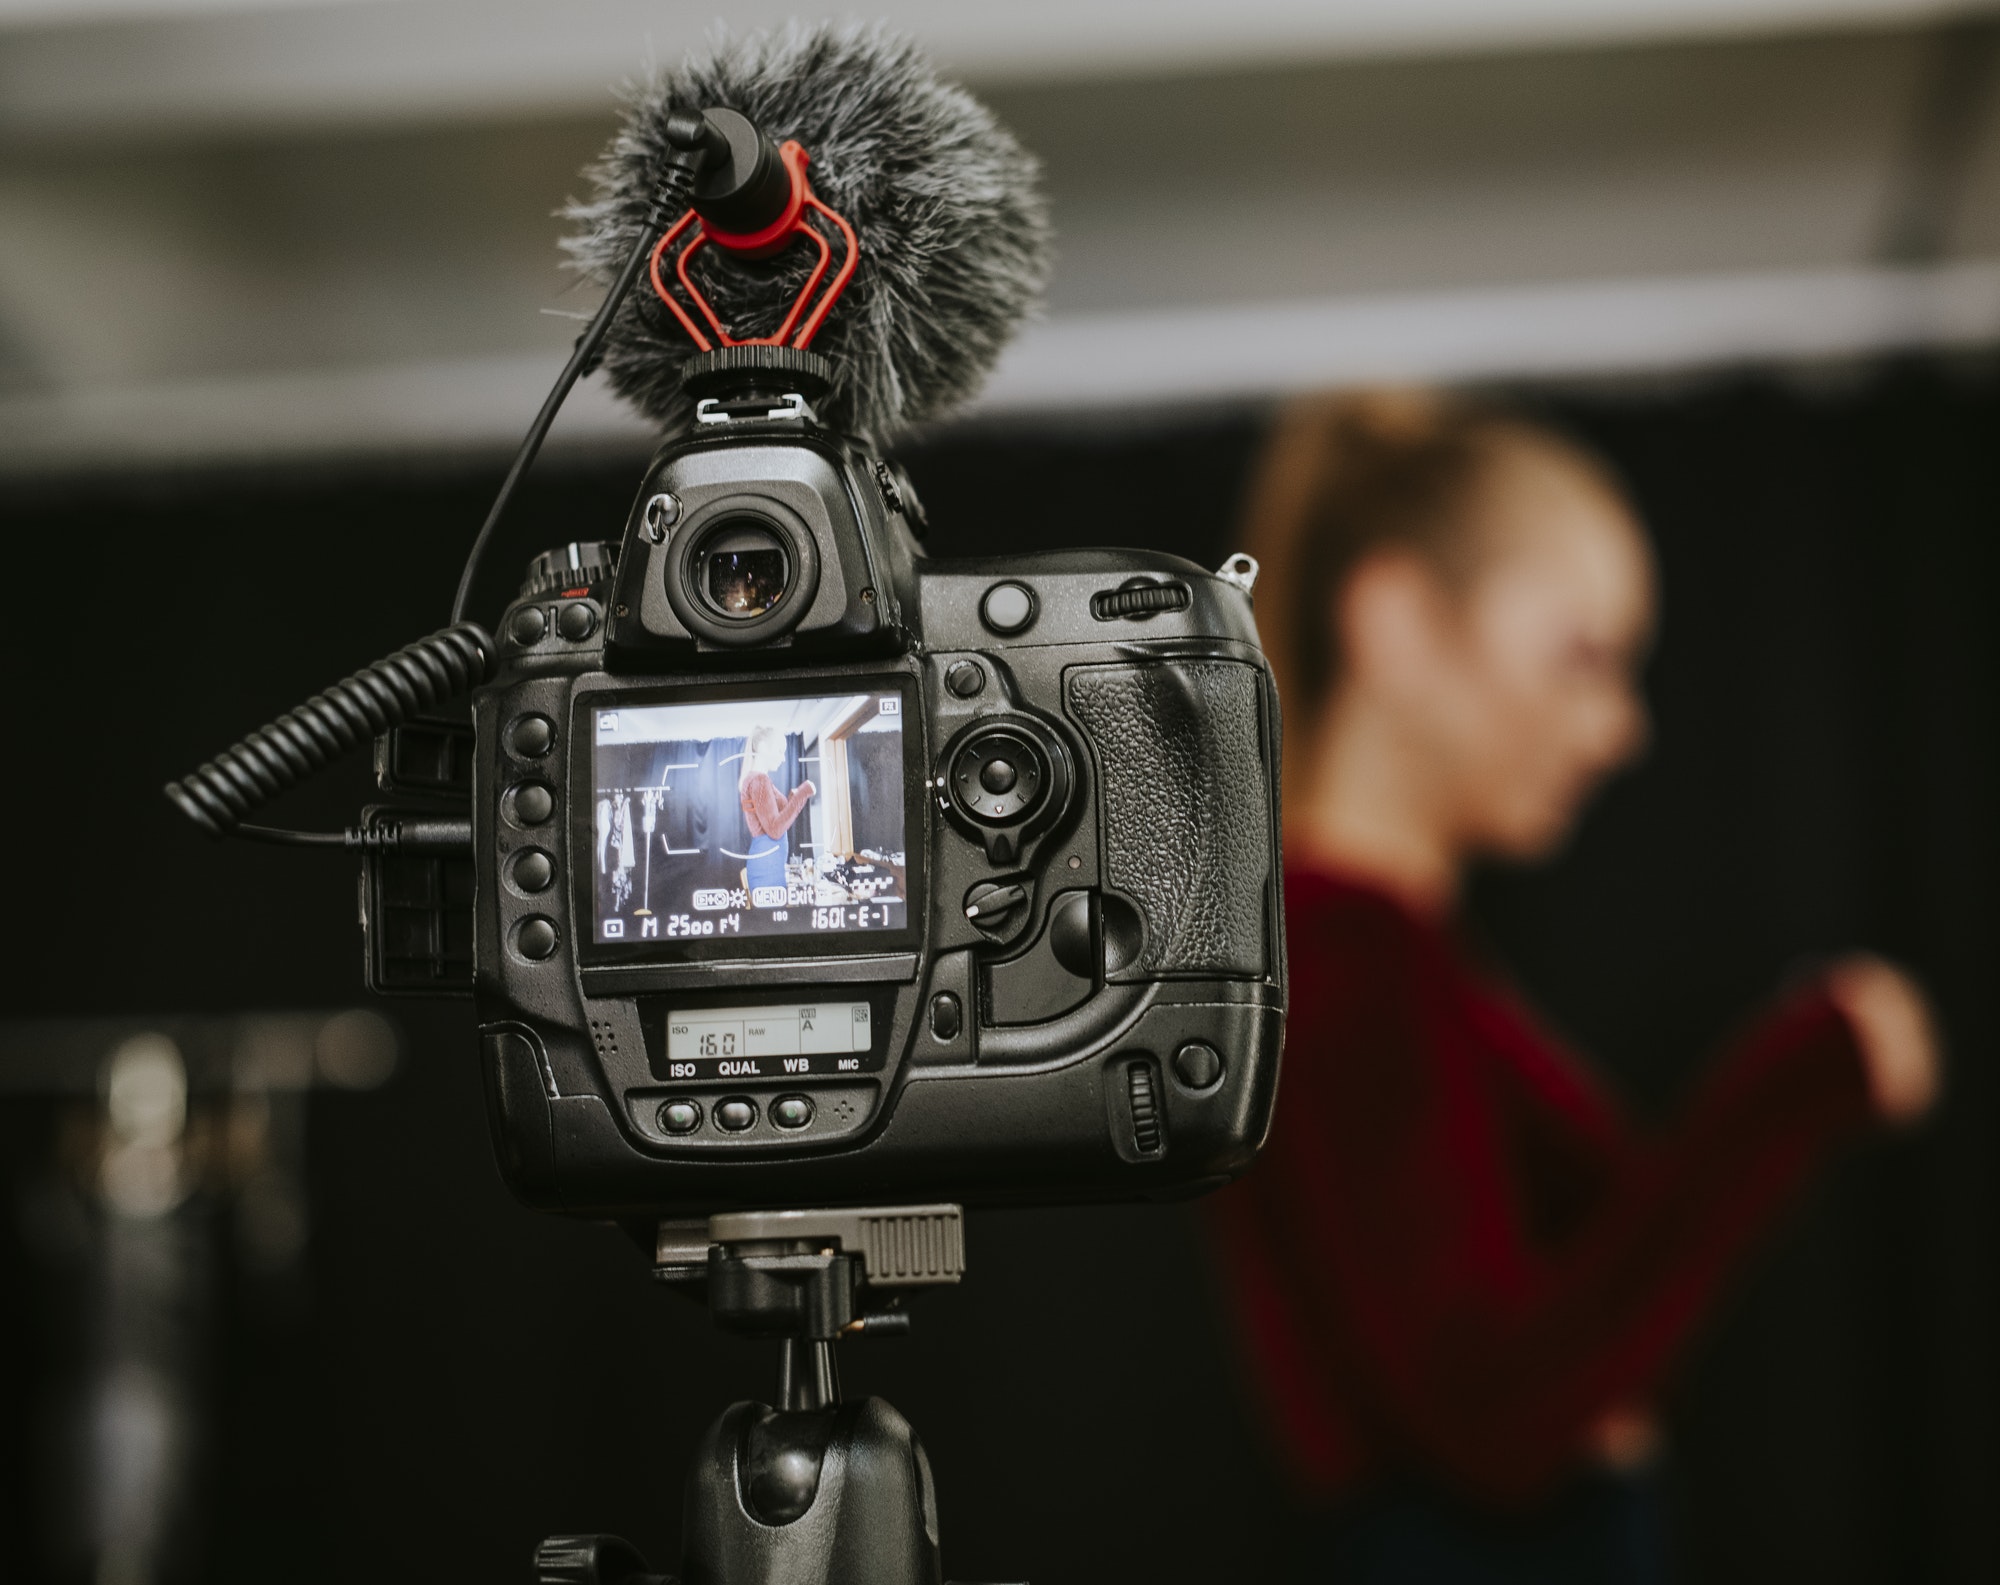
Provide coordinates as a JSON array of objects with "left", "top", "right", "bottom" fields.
[
  {"left": 979, "top": 758, "right": 1018, "bottom": 795},
  {"left": 508, "top": 714, "right": 554, "bottom": 757},
  {"left": 945, "top": 660, "right": 987, "bottom": 698},
  {"left": 1172, "top": 1041, "right": 1224, "bottom": 1091},
  {"left": 980, "top": 581, "right": 1036, "bottom": 635},
  {"left": 512, "top": 783, "right": 554, "bottom": 825},
  {"left": 509, "top": 606, "right": 548, "bottom": 645},
  {"left": 771, "top": 1095, "right": 814, "bottom": 1130},
  {"left": 658, "top": 1099, "right": 701, "bottom": 1135},
  {"left": 511, "top": 849, "right": 554, "bottom": 893},
  {"left": 556, "top": 601, "right": 596, "bottom": 641},
  {"left": 928, "top": 992, "right": 963, "bottom": 1042},
  {"left": 715, "top": 1098, "right": 757, "bottom": 1133},
  {"left": 517, "top": 917, "right": 558, "bottom": 960}
]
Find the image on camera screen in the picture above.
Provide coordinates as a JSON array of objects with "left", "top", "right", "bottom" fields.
[{"left": 590, "top": 692, "right": 908, "bottom": 944}]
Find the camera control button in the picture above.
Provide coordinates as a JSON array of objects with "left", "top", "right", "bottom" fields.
[
  {"left": 508, "top": 715, "right": 554, "bottom": 757},
  {"left": 715, "top": 1098, "right": 757, "bottom": 1133},
  {"left": 1173, "top": 1042, "right": 1225, "bottom": 1091},
  {"left": 658, "top": 1099, "right": 702, "bottom": 1135},
  {"left": 979, "top": 758, "right": 1018, "bottom": 795},
  {"left": 511, "top": 784, "right": 554, "bottom": 825},
  {"left": 945, "top": 660, "right": 987, "bottom": 698},
  {"left": 980, "top": 581, "right": 1036, "bottom": 635},
  {"left": 928, "top": 992, "right": 963, "bottom": 1042},
  {"left": 511, "top": 849, "right": 554, "bottom": 893},
  {"left": 771, "top": 1095, "right": 814, "bottom": 1130},
  {"left": 964, "top": 881, "right": 1029, "bottom": 935},
  {"left": 509, "top": 606, "right": 548, "bottom": 645},
  {"left": 556, "top": 601, "right": 596, "bottom": 641},
  {"left": 517, "top": 917, "right": 558, "bottom": 960}
]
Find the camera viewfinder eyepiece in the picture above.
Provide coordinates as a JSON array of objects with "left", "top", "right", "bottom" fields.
[{"left": 698, "top": 519, "right": 792, "bottom": 618}]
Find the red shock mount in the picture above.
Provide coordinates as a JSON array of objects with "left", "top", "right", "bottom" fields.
[{"left": 648, "top": 139, "right": 859, "bottom": 351}]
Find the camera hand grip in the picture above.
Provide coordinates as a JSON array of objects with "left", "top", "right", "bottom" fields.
[{"left": 1064, "top": 660, "right": 1274, "bottom": 979}]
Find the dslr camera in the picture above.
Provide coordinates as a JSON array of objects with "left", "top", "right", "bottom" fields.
[
  {"left": 450, "top": 344, "right": 1283, "bottom": 1217},
  {"left": 173, "top": 73, "right": 1284, "bottom": 1226},
  {"left": 169, "top": 37, "right": 1288, "bottom": 1580}
]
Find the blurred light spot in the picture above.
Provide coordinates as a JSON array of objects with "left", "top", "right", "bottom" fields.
[
  {"left": 101, "top": 1035, "right": 187, "bottom": 1218},
  {"left": 100, "top": 1147, "right": 182, "bottom": 1219},
  {"left": 314, "top": 1009, "right": 398, "bottom": 1090},
  {"left": 90, "top": 1362, "right": 176, "bottom": 1585},
  {"left": 104, "top": 1034, "right": 185, "bottom": 1148}
]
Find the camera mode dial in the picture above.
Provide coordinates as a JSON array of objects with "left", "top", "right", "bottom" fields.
[
  {"left": 520, "top": 539, "right": 617, "bottom": 600},
  {"left": 938, "top": 715, "right": 1072, "bottom": 866}
]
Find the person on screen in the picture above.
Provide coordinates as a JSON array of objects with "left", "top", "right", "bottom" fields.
[
  {"left": 1212, "top": 391, "right": 1942, "bottom": 1583},
  {"left": 739, "top": 725, "right": 815, "bottom": 896}
]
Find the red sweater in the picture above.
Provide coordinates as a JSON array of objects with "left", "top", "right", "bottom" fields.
[
  {"left": 741, "top": 770, "right": 812, "bottom": 840},
  {"left": 1211, "top": 863, "right": 1875, "bottom": 1507}
]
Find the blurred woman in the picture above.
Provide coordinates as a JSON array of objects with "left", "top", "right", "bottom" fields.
[
  {"left": 739, "top": 724, "right": 814, "bottom": 895},
  {"left": 1212, "top": 392, "right": 1940, "bottom": 1583}
]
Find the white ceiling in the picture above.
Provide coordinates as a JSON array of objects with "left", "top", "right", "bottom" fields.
[
  {"left": 0, "top": 0, "right": 1988, "bottom": 134},
  {"left": 1, "top": 5, "right": 1996, "bottom": 468}
]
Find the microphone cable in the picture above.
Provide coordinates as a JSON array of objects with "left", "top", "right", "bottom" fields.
[
  {"left": 166, "top": 119, "right": 721, "bottom": 842},
  {"left": 449, "top": 142, "right": 710, "bottom": 626}
]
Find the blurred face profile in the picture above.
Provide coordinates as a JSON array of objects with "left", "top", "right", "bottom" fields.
[
  {"left": 1364, "top": 449, "right": 1656, "bottom": 860},
  {"left": 742, "top": 725, "right": 783, "bottom": 780}
]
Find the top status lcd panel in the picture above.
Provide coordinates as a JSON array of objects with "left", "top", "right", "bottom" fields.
[{"left": 590, "top": 691, "right": 909, "bottom": 944}]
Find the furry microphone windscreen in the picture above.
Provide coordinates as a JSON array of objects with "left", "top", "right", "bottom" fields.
[{"left": 564, "top": 21, "right": 1053, "bottom": 446}]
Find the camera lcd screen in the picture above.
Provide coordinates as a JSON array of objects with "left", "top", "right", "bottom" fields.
[{"left": 590, "top": 691, "right": 908, "bottom": 945}]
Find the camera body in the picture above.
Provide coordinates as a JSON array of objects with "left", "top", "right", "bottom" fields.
[{"left": 463, "top": 381, "right": 1284, "bottom": 1218}]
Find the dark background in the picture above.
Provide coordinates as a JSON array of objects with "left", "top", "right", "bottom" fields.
[{"left": 2, "top": 359, "right": 1994, "bottom": 1583}]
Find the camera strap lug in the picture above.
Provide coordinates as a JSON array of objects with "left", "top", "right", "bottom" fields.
[{"left": 1216, "top": 551, "right": 1260, "bottom": 593}]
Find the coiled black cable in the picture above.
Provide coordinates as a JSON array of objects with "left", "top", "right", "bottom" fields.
[
  {"left": 164, "top": 137, "right": 713, "bottom": 845},
  {"left": 164, "top": 623, "right": 495, "bottom": 838}
]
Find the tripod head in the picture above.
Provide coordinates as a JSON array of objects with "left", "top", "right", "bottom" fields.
[
  {"left": 659, "top": 1204, "right": 962, "bottom": 1413},
  {"left": 537, "top": 1206, "right": 980, "bottom": 1585}
]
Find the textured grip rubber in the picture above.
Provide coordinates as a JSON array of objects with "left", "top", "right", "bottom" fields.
[
  {"left": 164, "top": 623, "right": 495, "bottom": 837},
  {"left": 1064, "top": 659, "right": 1273, "bottom": 978}
]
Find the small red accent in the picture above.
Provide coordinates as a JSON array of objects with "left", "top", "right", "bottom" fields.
[
  {"left": 561, "top": 587, "right": 589, "bottom": 599},
  {"left": 699, "top": 141, "right": 811, "bottom": 257},
  {"left": 647, "top": 139, "right": 859, "bottom": 353}
]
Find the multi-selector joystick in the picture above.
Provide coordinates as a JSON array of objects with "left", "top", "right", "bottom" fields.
[
  {"left": 950, "top": 730, "right": 1043, "bottom": 824},
  {"left": 937, "top": 716, "right": 1070, "bottom": 865}
]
